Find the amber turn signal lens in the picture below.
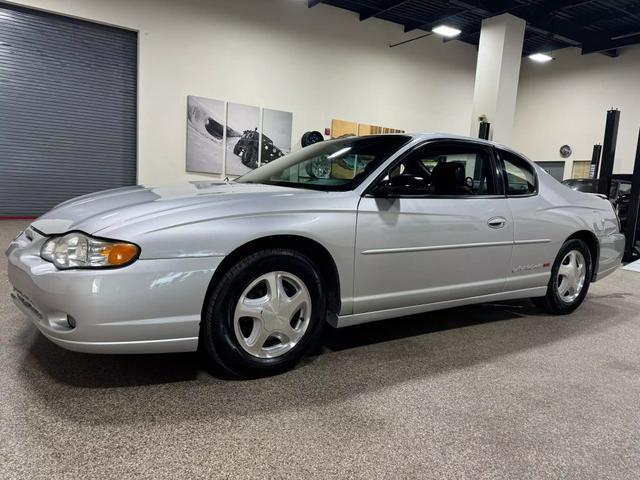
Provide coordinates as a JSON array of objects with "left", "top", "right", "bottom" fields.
[{"left": 101, "top": 243, "right": 139, "bottom": 266}]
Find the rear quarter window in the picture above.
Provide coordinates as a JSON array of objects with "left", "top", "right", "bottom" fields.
[{"left": 498, "top": 149, "right": 537, "bottom": 196}]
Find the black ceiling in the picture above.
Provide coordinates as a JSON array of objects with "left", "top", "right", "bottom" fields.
[{"left": 308, "top": 0, "right": 640, "bottom": 57}]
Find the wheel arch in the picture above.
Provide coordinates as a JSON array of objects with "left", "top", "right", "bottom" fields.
[
  {"left": 201, "top": 234, "right": 341, "bottom": 323},
  {"left": 566, "top": 230, "right": 599, "bottom": 281}
]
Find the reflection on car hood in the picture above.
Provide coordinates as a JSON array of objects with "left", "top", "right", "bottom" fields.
[{"left": 31, "top": 182, "right": 310, "bottom": 235}]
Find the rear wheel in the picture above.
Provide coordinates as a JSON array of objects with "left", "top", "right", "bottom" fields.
[
  {"left": 533, "top": 239, "right": 591, "bottom": 314},
  {"left": 200, "top": 249, "right": 326, "bottom": 378}
]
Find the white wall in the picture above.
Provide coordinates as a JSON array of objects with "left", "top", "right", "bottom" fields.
[
  {"left": 8, "top": 0, "right": 479, "bottom": 184},
  {"left": 513, "top": 46, "right": 640, "bottom": 178}
]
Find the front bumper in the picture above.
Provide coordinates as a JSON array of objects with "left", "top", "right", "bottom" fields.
[{"left": 6, "top": 230, "right": 222, "bottom": 354}]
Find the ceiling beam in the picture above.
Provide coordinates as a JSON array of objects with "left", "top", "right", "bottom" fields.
[
  {"left": 570, "top": 4, "right": 640, "bottom": 27},
  {"left": 403, "top": 6, "right": 467, "bottom": 32},
  {"left": 519, "top": 6, "right": 619, "bottom": 56},
  {"left": 438, "top": 0, "right": 602, "bottom": 31},
  {"left": 547, "top": 0, "right": 601, "bottom": 10},
  {"left": 617, "top": 4, "right": 640, "bottom": 23},
  {"left": 307, "top": 0, "right": 635, "bottom": 57},
  {"left": 359, "top": 0, "right": 413, "bottom": 21},
  {"left": 402, "top": 0, "right": 527, "bottom": 33},
  {"left": 522, "top": 25, "right": 580, "bottom": 46},
  {"left": 449, "top": 0, "right": 502, "bottom": 13},
  {"left": 520, "top": 32, "right": 555, "bottom": 56},
  {"left": 469, "top": 2, "right": 617, "bottom": 57},
  {"left": 582, "top": 31, "right": 640, "bottom": 54},
  {"left": 448, "top": 22, "right": 581, "bottom": 53}
]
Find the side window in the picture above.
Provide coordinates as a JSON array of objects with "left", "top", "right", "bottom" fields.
[
  {"left": 498, "top": 149, "right": 537, "bottom": 196},
  {"left": 379, "top": 143, "right": 496, "bottom": 196}
]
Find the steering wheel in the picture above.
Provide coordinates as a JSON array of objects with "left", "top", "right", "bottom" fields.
[{"left": 465, "top": 176, "right": 474, "bottom": 188}]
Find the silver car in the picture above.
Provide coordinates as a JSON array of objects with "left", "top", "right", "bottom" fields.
[{"left": 6, "top": 134, "right": 625, "bottom": 377}]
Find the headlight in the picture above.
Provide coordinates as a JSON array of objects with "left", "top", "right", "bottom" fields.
[{"left": 40, "top": 232, "right": 140, "bottom": 269}]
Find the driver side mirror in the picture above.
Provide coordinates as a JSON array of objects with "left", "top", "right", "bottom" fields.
[
  {"left": 371, "top": 174, "right": 428, "bottom": 197},
  {"left": 371, "top": 179, "right": 391, "bottom": 198}
]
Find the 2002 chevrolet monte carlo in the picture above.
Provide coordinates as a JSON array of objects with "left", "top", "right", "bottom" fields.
[{"left": 7, "top": 134, "right": 625, "bottom": 378}]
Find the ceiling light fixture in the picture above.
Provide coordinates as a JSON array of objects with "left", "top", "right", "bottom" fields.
[
  {"left": 432, "top": 25, "right": 461, "bottom": 38},
  {"left": 529, "top": 53, "right": 554, "bottom": 63}
]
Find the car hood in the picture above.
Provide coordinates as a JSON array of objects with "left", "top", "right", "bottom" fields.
[{"left": 31, "top": 181, "right": 312, "bottom": 235}]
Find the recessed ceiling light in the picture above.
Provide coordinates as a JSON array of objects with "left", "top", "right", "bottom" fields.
[
  {"left": 432, "top": 25, "right": 461, "bottom": 38},
  {"left": 529, "top": 53, "right": 554, "bottom": 63}
]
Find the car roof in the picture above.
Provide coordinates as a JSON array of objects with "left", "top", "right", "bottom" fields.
[
  {"left": 337, "top": 132, "right": 533, "bottom": 164},
  {"left": 340, "top": 132, "right": 514, "bottom": 151},
  {"left": 408, "top": 132, "right": 502, "bottom": 147},
  {"left": 402, "top": 132, "right": 532, "bottom": 161}
]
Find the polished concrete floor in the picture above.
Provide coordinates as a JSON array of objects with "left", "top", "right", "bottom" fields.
[{"left": 1, "top": 219, "right": 639, "bottom": 479}]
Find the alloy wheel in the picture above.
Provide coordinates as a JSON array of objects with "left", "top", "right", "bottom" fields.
[
  {"left": 557, "top": 250, "right": 586, "bottom": 303},
  {"left": 233, "top": 271, "right": 312, "bottom": 358}
]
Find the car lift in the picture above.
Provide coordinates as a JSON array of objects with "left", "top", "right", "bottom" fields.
[
  {"left": 597, "top": 109, "right": 620, "bottom": 196},
  {"left": 594, "top": 109, "right": 640, "bottom": 261},
  {"left": 590, "top": 144, "right": 602, "bottom": 179},
  {"left": 624, "top": 130, "right": 640, "bottom": 261}
]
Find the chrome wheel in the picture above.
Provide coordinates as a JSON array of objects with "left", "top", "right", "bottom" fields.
[
  {"left": 233, "top": 271, "right": 312, "bottom": 359},
  {"left": 557, "top": 250, "right": 586, "bottom": 303}
]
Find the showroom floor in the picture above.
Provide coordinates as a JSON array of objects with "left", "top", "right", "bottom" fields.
[{"left": 1, "top": 220, "right": 639, "bottom": 479}]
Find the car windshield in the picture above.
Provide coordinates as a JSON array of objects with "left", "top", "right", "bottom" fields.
[{"left": 236, "top": 135, "right": 412, "bottom": 191}]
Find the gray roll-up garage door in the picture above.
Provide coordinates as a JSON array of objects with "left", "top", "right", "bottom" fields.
[{"left": 0, "top": 2, "right": 137, "bottom": 217}]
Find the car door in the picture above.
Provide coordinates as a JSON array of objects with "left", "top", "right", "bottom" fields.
[
  {"left": 353, "top": 140, "right": 514, "bottom": 314},
  {"left": 496, "top": 148, "right": 559, "bottom": 291}
]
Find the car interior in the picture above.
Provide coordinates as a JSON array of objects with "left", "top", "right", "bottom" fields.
[{"left": 385, "top": 146, "right": 495, "bottom": 196}]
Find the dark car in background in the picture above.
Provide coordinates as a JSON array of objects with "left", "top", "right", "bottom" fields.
[
  {"left": 562, "top": 175, "right": 638, "bottom": 250},
  {"left": 562, "top": 175, "right": 632, "bottom": 198}
]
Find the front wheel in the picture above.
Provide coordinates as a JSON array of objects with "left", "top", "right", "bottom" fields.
[
  {"left": 533, "top": 239, "right": 592, "bottom": 315},
  {"left": 200, "top": 249, "right": 326, "bottom": 378}
]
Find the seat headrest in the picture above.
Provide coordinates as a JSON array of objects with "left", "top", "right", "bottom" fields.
[{"left": 431, "top": 161, "right": 470, "bottom": 195}]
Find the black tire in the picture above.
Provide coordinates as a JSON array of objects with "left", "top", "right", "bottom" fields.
[
  {"left": 233, "top": 141, "right": 243, "bottom": 155},
  {"left": 200, "top": 249, "right": 326, "bottom": 378},
  {"left": 301, "top": 131, "right": 324, "bottom": 147},
  {"left": 242, "top": 145, "right": 258, "bottom": 169},
  {"left": 533, "top": 239, "right": 592, "bottom": 315}
]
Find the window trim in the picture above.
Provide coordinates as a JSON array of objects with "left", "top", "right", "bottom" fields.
[
  {"left": 494, "top": 148, "right": 539, "bottom": 198},
  {"left": 363, "top": 139, "right": 504, "bottom": 199}
]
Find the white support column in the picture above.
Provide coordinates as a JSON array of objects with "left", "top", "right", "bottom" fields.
[{"left": 470, "top": 14, "right": 526, "bottom": 145}]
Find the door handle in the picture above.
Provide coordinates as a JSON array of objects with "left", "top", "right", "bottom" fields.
[{"left": 487, "top": 217, "right": 507, "bottom": 229}]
